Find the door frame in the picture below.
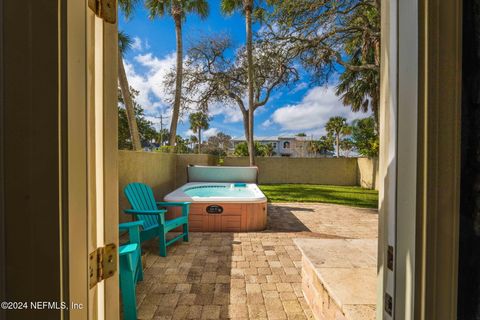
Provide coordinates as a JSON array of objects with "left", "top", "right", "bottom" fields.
[
  {"left": 0, "top": 1, "right": 119, "bottom": 319},
  {"left": 0, "top": 0, "right": 5, "bottom": 317},
  {"left": 415, "top": 0, "right": 462, "bottom": 318},
  {"left": 379, "top": 0, "right": 462, "bottom": 319},
  {"left": 67, "top": 1, "right": 119, "bottom": 319},
  {"left": 67, "top": 0, "right": 89, "bottom": 318}
]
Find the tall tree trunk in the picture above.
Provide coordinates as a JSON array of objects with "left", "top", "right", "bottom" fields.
[
  {"left": 242, "top": 109, "right": 250, "bottom": 146},
  {"left": 248, "top": 110, "right": 255, "bottom": 160},
  {"left": 336, "top": 134, "right": 340, "bottom": 157},
  {"left": 245, "top": 1, "right": 255, "bottom": 166},
  {"left": 118, "top": 50, "right": 142, "bottom": 150},
  {"left": 198, "top": 129, "right": 201, "bottom": 154},
  {"left": 372, "top": 92, "right": 379, "bottom": 131},
  {"left": 169, "top": 15, "right": 183, "bottom": 148}
]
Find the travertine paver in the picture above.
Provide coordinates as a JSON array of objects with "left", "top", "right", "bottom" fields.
[
  {"left": 134, "top": 203, "right": 378, "bottom": 320},
  {"left": 295, "top": 238, "right": 377, "bottom": 320}
]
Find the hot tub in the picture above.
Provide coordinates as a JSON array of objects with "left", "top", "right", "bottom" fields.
[{"left": 164, "top": 166, "right": 268, "bottom": 232}]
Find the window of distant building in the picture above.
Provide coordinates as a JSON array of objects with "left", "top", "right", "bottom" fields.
[
  {"left": 273, "top": 143, "right": 277, "bottom": 148},
  {"left": 283, "top": 141, "right": 290, "bottom": 149}
]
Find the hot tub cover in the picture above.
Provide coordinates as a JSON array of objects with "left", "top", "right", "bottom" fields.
[{"left": 187, "top": 165, "right": 258, "bottom": 183}]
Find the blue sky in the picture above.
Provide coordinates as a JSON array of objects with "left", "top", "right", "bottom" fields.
[{"left": 119, "top": 0, "right": 368, "bottom": 140}]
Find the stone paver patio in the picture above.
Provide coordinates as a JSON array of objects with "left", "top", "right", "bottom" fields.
[{"left": 134, "top": 203, "right": 378, "bottom": 320}]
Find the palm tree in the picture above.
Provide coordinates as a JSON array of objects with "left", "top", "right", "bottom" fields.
[
  {"left": 146, "top": 0, "right": 209, "bottom": 149},
  {"left": 221, "top": 0, "right": 256, "bottom": 166},
  {"left": 317, "top": 135, "right": 334, "bottom": 157},
  {"left": 189, "top": 112, "right": 210, "bottom": 153},
  {"left": 118, "top": 0, "right": 141, "bottom": 19},
  {"left": 340, "top": 138, "right": 354, "bottom": 157},
  {"left": 118, "top": 31, "right": 142, "bottom": 151},
  {"left": 157, "top": 128, "right": 170, "bottom": 146},
  {"left": 266, "top": 143, "right": 276, "bottom": 157},
  {"left": 336, "top": 55, "right": 379, "bottom": 127},
  {"left": 325, "top": 116, "right": 351, "bottom": 158},
  {"left": 189, "top": 135, "right": 198, "bottom": 151},
  {"left": 118, "top": 0, "right": 142, "bottom": 150}
]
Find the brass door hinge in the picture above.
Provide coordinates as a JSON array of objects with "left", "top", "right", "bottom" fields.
[
  {"left": 387, "top": 245, "right": 394, "bottom": 271},
  {"left": 88, "top": 0, "right": 117, "bottom": 24},
  {"left": 89, "top": 243, "right": 117, "bottom": 289}
]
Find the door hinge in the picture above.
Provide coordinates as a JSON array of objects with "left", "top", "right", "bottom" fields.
[
  {"left": 89, "top": 243, "right": 117, "bottom": 289},
  {"left": 384, "top": 293, "right": 393, "bottom": 316},
  {"left": 387, "top": 245, "right": 394, "bottom": 271},
  {"left": 88, "top": 0, "right": 117, "bottom": 24}
]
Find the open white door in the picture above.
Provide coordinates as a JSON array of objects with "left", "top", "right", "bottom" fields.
[
  {"left": 67, "top": 1, "right": 119, "bottom": 319},
  {"left": 379, "top": 0, "right": 420, "bottom": 319},
  {"left": 379, "top": 0, "right": 461, "bottom": 319}
]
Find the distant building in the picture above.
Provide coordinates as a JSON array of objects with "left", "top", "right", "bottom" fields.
[{"left": 229, "top": 136, "right": 330, "bottom": 158}]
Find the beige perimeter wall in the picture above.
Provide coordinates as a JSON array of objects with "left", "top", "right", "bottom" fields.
[
  {"left": 118, "top": 151, "right": 219, "bottom": 222},
  {"left": 223, "top": 157, "right": 378, "bottom": 189},
  {"left": 119, "top": 153, "right": 379, "bottom": 222},
  {"left": 357, "top": 158, "right": 379, "bottom": 190}
]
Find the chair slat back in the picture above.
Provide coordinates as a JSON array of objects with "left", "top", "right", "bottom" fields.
[{"left": 124, "top": 183, "right": 159, "bottom": 228}]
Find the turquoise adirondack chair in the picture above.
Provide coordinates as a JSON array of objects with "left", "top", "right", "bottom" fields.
[
  {"left": 119, "top": 221, "right": 144, "bottom": 320},
  {"left": 124, "top": 183, "right": 191, "bottom": 257}
]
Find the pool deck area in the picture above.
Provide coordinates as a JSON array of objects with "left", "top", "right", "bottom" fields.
[{"left": 134, "top": 203, "right": 378, "bottom": 320}]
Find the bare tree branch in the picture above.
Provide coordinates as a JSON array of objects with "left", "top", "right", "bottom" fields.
[{"left": 163, "top": 33, "right": 298, "bottom": 140}]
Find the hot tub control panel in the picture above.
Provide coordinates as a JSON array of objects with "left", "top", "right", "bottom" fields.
[{"left": 206, "top": 205, "right": 224, "bottom": 214}]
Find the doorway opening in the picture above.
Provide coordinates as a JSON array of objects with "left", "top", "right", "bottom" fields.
[{"left": 458, "top": 0, "right": 480, "bottom": 318}]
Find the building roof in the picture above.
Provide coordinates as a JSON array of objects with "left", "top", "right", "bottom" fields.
[{"left": 232, "top": 135, "right": 315, "bottom": 142}]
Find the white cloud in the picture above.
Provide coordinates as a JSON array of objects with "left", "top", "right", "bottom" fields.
[
  {"left": 124, "top": 50, "right": 248, "bottom": 128},
  {"left": 291, "top": 82, "right": 308, "bottom": 93},
  {"left": 131, "top": 37, "right": 143, "bottom": 51},
  {"left": 123, "top": 52, "right": 176, "bottom": 116},
  {"left": 203, "top": 128, "right": 219, "bottom": 138},
  {"left": 208, "top": 102, "right": 244, "bottom": 123},
  {"left": 261, "top": 119, "right": 273, "bottom": 128},
  {"left": 185, "top": 127, "right": 219, "bottom": 140},
  {"left": 268, "top": 86, "right": 369, "bottom": 135}
]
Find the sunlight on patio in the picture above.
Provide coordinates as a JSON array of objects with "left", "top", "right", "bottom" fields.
[{"left": 133, "top": 203, "right": 378, "bottom": 320}]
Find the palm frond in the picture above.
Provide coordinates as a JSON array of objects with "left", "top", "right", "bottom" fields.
[
  {"left": 220, "top": 0, "right": 243, "bottom": 15},
  {"left": 145, "top": 0, "right": 169, "bottom": 19},
  {"left": 118, "top": 0, "right": 141, "bottom": 19},
  {"left": 186, "top": 0, "right": 210, "bottom": 19},
  {"left": 118, "top": 30, "right": 133, "bottom": 56}
]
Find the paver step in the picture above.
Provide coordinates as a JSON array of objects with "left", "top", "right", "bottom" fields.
[{"left": 294, "top": 238, "right": 377, "bottom": 320}]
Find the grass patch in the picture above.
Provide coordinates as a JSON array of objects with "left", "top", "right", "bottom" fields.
[{"left": 259, "top": 184, "right": 378, "bottom": 209}]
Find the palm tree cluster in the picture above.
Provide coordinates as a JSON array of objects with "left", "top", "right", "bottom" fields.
[
  {"left": 263, "top": 0, "right": 380, "bottom": 125},
  {"left": 145, "top": 0, "right": 209, "bottom": 147},
  {"left": 322, "top": 116, "right": 378, "bottom": 158},
  {"left": 325, "top": 116, "right": 351, "bottom": 158},
  {"left": 117, "top": 0, "right": 209, "bottom": 151},
  {"left": 117, "top": 0, "right": 380, "bottom": 161},
  {"left": 234, "top": 141, "right": 275, "bottom": 157}
]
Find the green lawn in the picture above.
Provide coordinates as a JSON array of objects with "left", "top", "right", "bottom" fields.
[{"left": 259, "top": 184, "right": 379, "bottom": 209}]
